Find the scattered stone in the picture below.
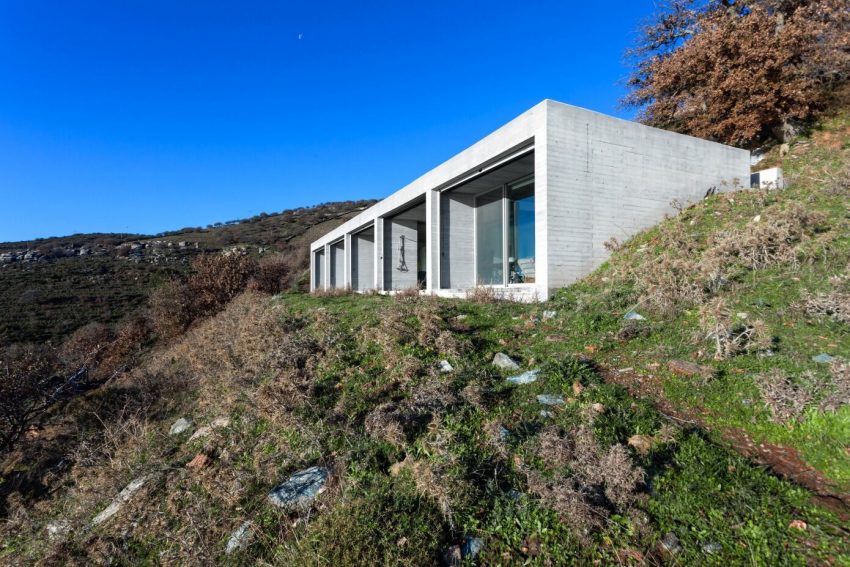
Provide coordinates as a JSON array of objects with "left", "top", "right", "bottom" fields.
[
  {"left": 545, "top": 334, "right": 566, "bottom": 342},
  {"left": 225, "top": 521, "right": 253, "bottom": 555},
  {"left": 590, "top": 403, "right": 606, "bottom": 414},
  {"left": 188, "top": 417, "right": 231, "bottom": 441},
  {"left": 186, "top": 453, "right": 211, "bottom": 470},
  {"left": 571, "top": 382, "right": 585, "bottom": 396},
  {"left": 668, "top": 360, "right": 715, "bottom": 379},
  {"left": 812, "top": 353, "right": 835, "bottom": 364},
  {"left": 702, "top": 542, "right": 722, "bottom": 555},
  {"left": 46, "top": 519, "right": 71, "bottom": 541},
  {"left": 169, "top": 418, "right": 192, "bottom": 436},
  {"left": 492, "top": 353, "right": 520, "bottom": 371},
  {"left": 92, "top": 475, "right": 151, "bottom": 525},
  {"left": 627, "top": 434, "right": 654, "bottom": 455},
  {"left": 267, "top": 466, "right": 329, "bottom": 511},
  {"left": 498, "top": 426, "right": 511, "bottom": 441},
  {"left": 659, "top": 532, "right": 682, "bottom": 557},
  {"left": 536, "top": 394, "right": 565, "bottom": 406},
  {"left": 506, "top": 369, "right": 540, "bottom": 385},
  {"left": 461, "top": 537, "right": 484, "bottom": 558},
  {"left": 542, "top": 310, "right": 557, "bottom": 320},
  {"left": 455, "top": 314, "right": 468, "bottom": 321},
  {"left": 623, "top": 311, "right": 646, "bottom": 321},
  {"left": 539, "top": 410, "right": 554, "bottom": 418},
  {"left": 437, "top": 360, "right": 454, "bottom": 373},
  {"left": 788, "top": 519, "right": 807, "bottom": 530}
]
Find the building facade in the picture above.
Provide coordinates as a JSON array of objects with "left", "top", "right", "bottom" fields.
[{"left": 310, "top": 99, "right": 750, "bottom": 301}]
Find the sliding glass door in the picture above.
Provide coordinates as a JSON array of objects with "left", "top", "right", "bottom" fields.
[
  {"left": 475, "top": 175, "right": 535, "bottom": 286},
  {"left": 475, "top": 188, "right": 504, "bottom": 285}
]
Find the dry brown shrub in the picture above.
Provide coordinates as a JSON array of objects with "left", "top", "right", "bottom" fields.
[
  {"left": 364, "top": 402, "right": 428, "bottom": 447},
  {"left": 465, "top": 285, "right": 498, "bottom": 304},
  {"left": 638, "top": 255, "right": 706, "bottom": 313},
  {"left": 757, "top": 362, "right": 850, "bottom": 423},
  {"left": 704, "top": 204, "right": 825, "bottom": 272},
  {"left": 527, "top": 425, "right": 644, "bottom": 539},
  {"left": 699, "top": 298, "right": 772, "bottom": 360},
  {"left": 189, "top": 253, "right": 257, "bottom": 315},
  {"left": 60, "top": 322, "right": 116, "bottom": 370},
  {"left": 822, "top": 360, "right": 850, "bottom": 412},
  {"left": 149, "top": 279, "right": 195, "bottom": 339},
  {"left": 801, "top": 277, "right": 850, "bottom": 324},
  {"left": 248, "top": 253, "right": 295, "bottom": 294}
]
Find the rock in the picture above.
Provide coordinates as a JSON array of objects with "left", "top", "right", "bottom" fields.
[
  {"left": 571, "top": 382, "right": 584, "bottom": 396},
  {"left": 659, "top": 532, "right": 682, "bottom": 557},
  {"left": 788, "top": 519, "right": 807, "bottom": 530},
  {"left": 92, "top": 475, "right": 151, "bottom": 525},
  {"left": 668, "top": 360, "right": 715, "bottom": 379},
  {"left": 536, "top": 394, "right": 565, "bottom": 406},
  {"left": 498, "top": 426, "right": 511, "bottom": 441},
  {"left": 702, "top": 542, "right": 722, "bottom": 555},
  {"left": 540, "top": 410, "right": 554, "bottom": 418},
  {"left": 542, "top": 310, "right": 557, "bottom": 320},
  {"left": 268, "top": 466, "right": 329, "bottom": 511},
  {"left": 186, "top": 453, "right": 211, "bottom": 470},
  {"left": 812, "top": 353, "right": 835, "bottom": 364},
  {"left": 455, "top": 314, "right": 468, "bottom": 321},
  {"left": 188, "top": 417, "right": 231, "bottom": 441},
  {"left": 461, "top": 537, "right": 484, "bottom": 558},
  {"left": 169, "top": 418, "right": 192, "bottom": 435},
  {"left": 623, "top": 311, "right": 645, "bottom": 321},
  {"left": 506, "top": 369, "right": 539, "bottom": 385},
  {"left": 590, "top": 403, "right": 606, "bottom": 414},
  {"left": 627, "top": 434, "right": 654, "bottom": 455},
  {"left": 188, "top": 426, "right": 212, "bottom": 441},
  {"left": 225, "top": 521, "right": 253, "bottom": 554},
  {"left": 46, "top": 519, "right": 71, "bottom": 541},
  {"left": 437, "top": 360, "right": 454, "bottom": 373},
  {"left": 492, "top": 353, "right": 520, "bottom": 371}
]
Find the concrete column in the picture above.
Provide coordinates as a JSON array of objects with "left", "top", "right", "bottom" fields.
[
  {"left": 374, "top": 218, "right": 384, "bottom": 291},
  {"left": 344, "top": 233, "right": 352, "bottom": 289},
  {"left": 425, "top": 189, "right": 440, "bottom": 292},
  {"left": 324, "top": 244, "right": 331, "bottom": 290},
  {"left": 535, "top": 132, "right": 549, "bottom": 301}
]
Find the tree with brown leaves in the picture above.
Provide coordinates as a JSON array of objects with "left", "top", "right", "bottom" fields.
[{"left": 624, "top": 0, "right": 850, "bottom": 147}]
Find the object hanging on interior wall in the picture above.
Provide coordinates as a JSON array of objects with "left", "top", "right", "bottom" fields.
[{"left": 397, "top": 235, "right": 408, "bottom": 272}]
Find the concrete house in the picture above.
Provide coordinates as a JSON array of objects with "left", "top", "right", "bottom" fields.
[{"left": 310, "top": 99, "right": 750, "bottom": 301}]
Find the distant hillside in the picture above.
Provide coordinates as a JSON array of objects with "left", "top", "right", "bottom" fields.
[{"left": 0, "top": 200, "right": 376, "bottom": 345}]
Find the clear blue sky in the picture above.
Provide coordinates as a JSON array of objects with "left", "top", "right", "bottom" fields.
[{"left": 0, "top": 1, "right": 653, "bottom": 242}]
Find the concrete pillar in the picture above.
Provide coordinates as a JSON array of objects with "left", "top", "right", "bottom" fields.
[
  {"left": 324, "top": 243, "right": 331, "bottom": 290},
  {"left": 374, "top": 218, "right": 384, "bottom": 291},
  {"left": 425, "top": 189, "right": 440, "bottom": 292},
  {"left": 344, "top": 233, "right": 352, "bottom": 289}
]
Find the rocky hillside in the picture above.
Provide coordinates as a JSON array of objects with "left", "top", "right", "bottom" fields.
[
  {"left": 0, "top": 200, "right": 375, "bottom": 345},
  {"left": 2, "top": 112, "right": 850, "bottom": 565}
]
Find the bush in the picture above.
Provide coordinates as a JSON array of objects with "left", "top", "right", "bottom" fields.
[
  {"left": 249, "top": 253, "right": 295, "bottom": 294},
  {"left": 0, "top": 344, "right": 63, "bottom": 453}
]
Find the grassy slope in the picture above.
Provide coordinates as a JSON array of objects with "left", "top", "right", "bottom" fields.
[
  {"left": 0, "top": 200, "right": 375, "bottom": 345},
  {"left": 3, "top": 117, "right": 850, "bottom": 565}
]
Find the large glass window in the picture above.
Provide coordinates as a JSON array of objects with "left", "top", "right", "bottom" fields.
[
  {"left": 508, "top": 176, "right": 535, "bottom": 284},
  {"left": 475, "top": 188, "right": 504, "bottom": 285}
]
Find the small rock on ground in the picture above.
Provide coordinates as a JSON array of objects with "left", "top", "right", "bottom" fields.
[
  {"left": 536, "top": 394, "right": 565, "bottom": 406},
  {"left": 92, "top": 475, "right": 151, "bottom": 525},
  {"left": 506, "top": 369, "right": 539, "bottom": 385},
  {"left": 668, "top": 360, "right": 715, "bottom": 379},
  {"left": 169, "top": 418, "right": 192, "bottom": 435},
  {"left": 46, "top": 520, "right": 71, "bottom": 541},
  {"left": 188, "top": 417, "right": 232, "bottom": 441},
  {"left": 542, "top": 310, "right": 557, "bottom": 320},
  {"left": 659, "top": 532, "right": 682, "bottom": 557},
  {"left": 268, "top": 466, "right": 329, "bottom": 511},
  {"left": 225, "top": 521, "right": 253, "bottom": 555},
  {"left": 812, "top": 353, "right": 835, "bottom": 364},
  {"left": 623, "top": 311, "right": 646, "bottom": 321},
  {"left": 437, "top": 360, "right": 454, "bottom": 373},
  {"left": 492, "top": 353, "right": 520, "bottom": 371}
]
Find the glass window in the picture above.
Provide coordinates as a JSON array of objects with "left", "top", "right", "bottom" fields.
[
  {"left": 508, "top": 177, "right": 535, "bottom": 284},
  {"left": 476, "top": 188, "right": 504, "bottom": 285}
]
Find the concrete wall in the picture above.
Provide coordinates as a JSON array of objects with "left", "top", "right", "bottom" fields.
[
  {"left": 351, "top": 228, "right": 375, "bottom": 291},
  {"left": 384, "top": 218, "right": 419, "bottom": 290},
  {"left": 313, "top": 249, "right": 325, "bottom": 290},
  {"left": 439, "top": 192, "right": 475, "bottom": 289},
  {"left": 329, "top": 241, "right": 345, "bottom": 289},
  {"left": 543, "top": 100, "right": 750, "bottom": 293}
]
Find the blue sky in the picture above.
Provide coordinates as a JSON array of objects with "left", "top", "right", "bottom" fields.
[{"left": 0, "top": 1, "right": 653, "bottom": 242}]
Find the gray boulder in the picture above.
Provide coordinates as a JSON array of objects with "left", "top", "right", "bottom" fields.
[
  {"left": 492, "top": 353, "right": 520, "bottom": 371},
  {"left": 268, "top": 466, "right": 329, "bottom": 511}
]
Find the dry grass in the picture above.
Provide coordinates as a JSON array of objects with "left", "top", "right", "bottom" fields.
[
  {"left": 699, "top": 298, "right": 773, "bottom": 360},
  {"left": 757, "top": 360, "right": 850, "bottom": 422},
  {"left": 526, "top": 426, "right": 644, "bottom": 540},
  {"left": 801, "top": 275, "right": 850, "bottom": 324}
]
